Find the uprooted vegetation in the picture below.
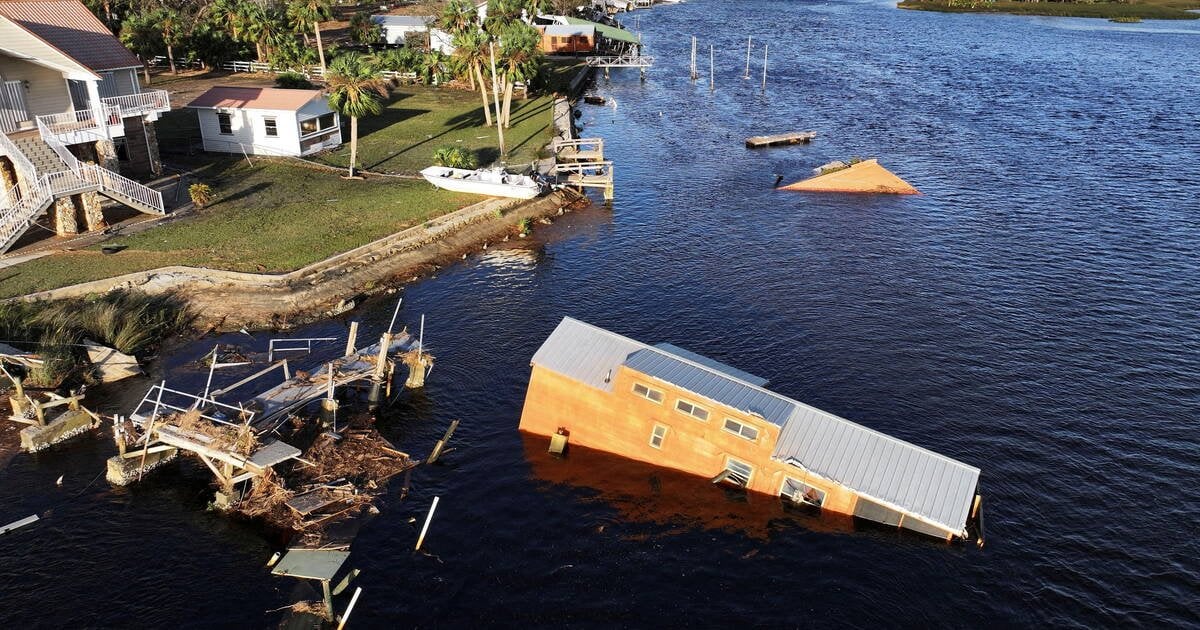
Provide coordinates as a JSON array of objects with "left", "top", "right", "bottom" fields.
[{"left": 0, "top": 291, "right": 193, "bottom": 387}]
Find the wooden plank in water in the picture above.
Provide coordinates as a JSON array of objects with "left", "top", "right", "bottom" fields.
[
  {"left": 745, "top": 131, "right": 816, "bottom": 148},
  {"left": 286, "top": 490, "right": 340, "bottom": 516}
]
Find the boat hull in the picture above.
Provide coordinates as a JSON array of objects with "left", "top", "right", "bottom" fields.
[{"left": 420, "top": 167, "right": 542, "bottom": 200}]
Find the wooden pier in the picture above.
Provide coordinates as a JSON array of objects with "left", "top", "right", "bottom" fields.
[
  {"left": 552, "top": 137, "right": 605, "bottom": 163},
  {"left": 745, "top": 131, "right": 817, "bottom": 149},
  {"left": 554, "top": 161, "right": 614, "bottom": 201},
  {"left": 114, "top": 329, "right": 423, "bottom": 497},
  {"left": 586, "top": 54, "right": 655, "bottom": 79}
]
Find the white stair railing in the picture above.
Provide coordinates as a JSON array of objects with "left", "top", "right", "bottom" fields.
[
  {"left": 35, "top": 111, "right": 164, "bottom": 214},
  {"left": 78, "top": 164, "right": 163, "bottom": 213},
  {"left": 0, "top": 132, "right": 51, "bottom": 251}
]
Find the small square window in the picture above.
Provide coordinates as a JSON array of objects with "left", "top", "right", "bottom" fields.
[
  {"left": 649, "top": 424, "right": 667, "bottom": 449},
  {"left": 264, "top": 117, "right": 278, "bottom": 137},
  {"left": 217, "top": 112, "right": 232, "bottom": 135}
]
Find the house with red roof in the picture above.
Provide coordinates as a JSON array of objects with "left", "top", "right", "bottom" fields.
[
  {"left": 185, "top": 86, "right": 342, "bottom": 158},
  {"left": 0, "top": 0, "right": 170, "bottom": 251}
]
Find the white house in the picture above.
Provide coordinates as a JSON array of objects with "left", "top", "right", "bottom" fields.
[
  {"left": 373, "top": 15, "right": 430, "bottom": 45},
  {"left": 372, "top": 15, "right": 456, "bottom": 55},
  {"left": 186, "top": 87, "right": 342, "bottom": 157}
]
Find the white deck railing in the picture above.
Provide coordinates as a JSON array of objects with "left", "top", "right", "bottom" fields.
[
  {"left": 35, "top": 104, "right": 121, "bottom": 144},
  {"left": 102, "top": 90, "right": 170, "bottom": 118}
]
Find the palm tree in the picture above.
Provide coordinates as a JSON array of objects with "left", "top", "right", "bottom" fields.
[
  {"left": 498, "top": 23, "right": 541, "bottom": 128},
  {"left": 158, "top": 7, "right": 183, "bottom": 74},
  {"left": 240, "top": 2, "right": 287, "bottom": 63},
  {"left": 452, "top": 29, "right": 493, "bottom": 127},
  {"left": 287, "top": 0, "right": 332, "bottom": 74},
  {"left": 324, "top": 53, "right": 389, "bottom": 179},
  {"left": 204, "top": 0, "right": 245, "bottom": 41},
  {"left": 438, "top": 0, "right": 478, "bottom": 36},
  {"left": 483, "top": 0, "right": 523, "bottom": 36}
]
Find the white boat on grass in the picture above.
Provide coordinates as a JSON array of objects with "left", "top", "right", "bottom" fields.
[{"left": 420, "top": 166, "right": 545, "bottom": 200}]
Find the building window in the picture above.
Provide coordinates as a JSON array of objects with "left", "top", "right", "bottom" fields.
[
  {"left": 723, "top": 457, "right": 753, "bottom": 487},
  {"left": 217, "top": 112, "right": 232, "bottom": 135},
  {"left": 300, "top": 113, "right": 338, "bottom": 135},
  {"left": 264, "top": 117, "right": 278, "bottom": 137},
  {"left": 632, "top": 383, "right": 663, "bottom": 403},
  {"left": 781, "top": 477, "right": 825, "bottom": 507},
  {"left": 649, "top": 424, "right": 667, "bottom": 449},
  {"left": 722, "top": 418, "right": 759, "bottom": 442},
  {"left": 675, "top": 399, "right": 708, "bottom": 422}
]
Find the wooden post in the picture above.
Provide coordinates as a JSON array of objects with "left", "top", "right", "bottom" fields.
[
  {"left": 10, "top": 375, "right": 25, "bottom": 415},
  {"left": 690, "top": 36, "right": 697, "bottom": 80},
  {"left": 344, "top": 321, "right": 359, "bottom": 357},
  {"left": 709, "top": 44, "right": 714, "bottom": 92},
  {"left": 336, "top": 587, "right": 362, "bottom": 630},
  {"left": 744, "top": 36, "right": 752, "bottom": 79},
  {"left": 761, "top": 43, "right": 768, "bottom": 92},
  {"left": 489, "top": 43, "right": 505, "bottom": 157},
  {"left": 426, "top": 419, "right": 459, "bottom": 465},
  {"left": 415, "top": 496, "right": 440, "bottom": 551},
  {"left": 322, "top": 579, "right": 334, "bottom": 621},
  {"left": 137, "top": 382, "right": 166, "bottom": 482},
  {"left": 113, "top": 414, "right": 127, "bottom": 456}
]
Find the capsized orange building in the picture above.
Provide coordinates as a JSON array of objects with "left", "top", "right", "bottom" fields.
[{"left": 519, "top": 317, "right": 983, "bottom": 542}]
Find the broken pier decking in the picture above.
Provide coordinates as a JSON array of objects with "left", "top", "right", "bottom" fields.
[
  {"left": 745, "top": 131, "right": 816, "bottom": 148},
  {"left": 114, "top": 331, "right": 421, "bottom": 490},
  {"left": 552, "top": 137, "right": 605, "bottom": 162}
]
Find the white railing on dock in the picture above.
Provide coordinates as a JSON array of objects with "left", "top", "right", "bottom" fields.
[
  {"left": 130, "top": 382, "right": 255, "bottom": 428},
  {"left": 268, "top": 337, "right": 338, "bottom": 362},
  {"left": 102, "top": 89, "right": 170, "bottom": 118}
]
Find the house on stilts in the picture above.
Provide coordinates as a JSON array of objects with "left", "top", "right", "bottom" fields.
[
  {"left": 519, "top": 317, "right": 984, "bottom": 543},
  {"left": 0, "top": 0, "right": 169, "bottom": 253}
]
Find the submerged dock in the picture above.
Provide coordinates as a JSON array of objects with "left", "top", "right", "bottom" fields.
[{"left": 745, "top": 131, "right": 816, "bottom": 148}]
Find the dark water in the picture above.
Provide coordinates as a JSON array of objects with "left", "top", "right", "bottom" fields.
[{"left": 4, "top": 1, "right": 1200, "bottom": 626}]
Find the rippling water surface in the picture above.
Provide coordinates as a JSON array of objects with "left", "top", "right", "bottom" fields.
[{"left": 3, "top": 1, "right": 1199, "bottom": 627}]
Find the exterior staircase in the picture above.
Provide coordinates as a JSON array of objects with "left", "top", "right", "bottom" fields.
[{"left": 0, "top": 111, "right": 167, "bottom": 253}]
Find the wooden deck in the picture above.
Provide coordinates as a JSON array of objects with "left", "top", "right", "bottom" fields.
[
  {"left": 553, "top": 137, "right": 605, "bottom": 162},
  {"left": 745, "top": 131, "right": 817, "bottom": 148}
]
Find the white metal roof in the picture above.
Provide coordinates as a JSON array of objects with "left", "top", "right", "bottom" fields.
[{"left": 529, "top": 317, "right": 981, "bottom": 536}]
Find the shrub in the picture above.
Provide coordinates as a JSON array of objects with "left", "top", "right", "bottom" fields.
[
  {"left": 432, "top": 146, "right": 478, "bottom": 170},
  {"left": 189, "top": 182, "right": 213, "bottom": 208},
  {"left": 275, "top": 71, "right": 315, "bottom": 89},
  {"left": 517, "top": 217, "right": 532, "bottom": 233}
]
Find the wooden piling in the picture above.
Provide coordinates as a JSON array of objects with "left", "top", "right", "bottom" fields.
[
  {"left": 345, "top": 322, "right": 359, "bottom": 357},
  {"left": 744, "top": 36, "right": 752, "bottom": 79},
  {"left": 426, "top": 419, "right": 459, "bottom": 465},
  {"left": 415, "top": 496, "right": 440, "bottom": 551}
]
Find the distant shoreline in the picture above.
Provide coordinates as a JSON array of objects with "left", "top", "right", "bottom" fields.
[{"left": 897, "top": 0, "right": 1200, "bottom": 20}]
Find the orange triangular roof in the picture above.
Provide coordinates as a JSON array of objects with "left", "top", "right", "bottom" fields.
[{"left": 781, "top": 159, "right": 919, "bottom": 195}]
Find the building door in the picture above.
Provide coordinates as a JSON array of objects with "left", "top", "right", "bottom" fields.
[{"left": 68, "top": 79, "right": 91, "bottom": 110}]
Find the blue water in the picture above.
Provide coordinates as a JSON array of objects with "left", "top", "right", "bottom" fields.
[{"left": 2, "top": 1, "right": 1199, "bottom": 626}]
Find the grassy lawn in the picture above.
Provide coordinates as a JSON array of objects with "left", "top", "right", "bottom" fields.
[
  {"left": 898, "top": 0, "right": 1200, "bottom": 19},
  {"left": 0, "top": 158, "right": 475, "bottom": 298},
  {"left": 312, "top": 86, "right": 558, "bottom": 174}
]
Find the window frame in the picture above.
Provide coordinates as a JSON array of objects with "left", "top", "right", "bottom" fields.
[
  {"left": 632, "top": 382, "right": 663, "bottom": 404},
  {"left": 722, "top": 456, "right": 753, "bottom": 487},
  {"left": 722, "top": 417, "right": 759, "bottom": 442},
  {"left": 263, "top": 116, "right": 278, "bottom": 137},
  {"left": 780, "top": 476, "right": 826, "bottom": 507},
  {"left": 649, "top": 424, "right": 668, "bottom": 449},
  {"left": 674, "top": 398, "right": 709, "bottom": 422},
  {"left": 216, "top": 112, "right": 233, "bottom": 135}
]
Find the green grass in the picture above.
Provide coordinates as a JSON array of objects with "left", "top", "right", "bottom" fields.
[
  {"left": 898, "top": 0, "right": 1200, "bottom": 19},
  {"left": 0, "top": 158, "right": 475, "bottom": 298},
  {"left": 312, "top": 85, "right": 558, "bottom": 174}
]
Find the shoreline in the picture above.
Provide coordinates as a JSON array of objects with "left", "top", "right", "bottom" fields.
[
  {"left": 897, "top": 0, "right": 1200, "bottom": 20},
  {"left": 12, "top": 189, "right": 586, "bottom": 330}
]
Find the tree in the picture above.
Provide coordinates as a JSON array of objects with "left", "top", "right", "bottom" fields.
[
  {"left": 119, "top": 11, "right": 163, "bottom": 83},
  {"left": 287, "top": 0, "right": 332, "bottom": 74},
  {"left": 158, "top": 7, "right": 184, "bottom": 74},
  {"left": 497, "top": 23, "right": 541, "bottom": 128},
  {"left": 240, "top": 2, "right": 287, "bottom": 63},
  {"left": 438, "top": 0, "right": 478, "bottom": 37},
  {"left": 348, "top": 11, "right": 382, "bottom": 46},
  {"left": 324, "top": 53, "right": 389, "bottom": 178},
  {"left": 483, "top": 0, "right": 523, "bottom": 35},
  {"left": 452, "top": 29, "right": 494, "bottom": 127}
]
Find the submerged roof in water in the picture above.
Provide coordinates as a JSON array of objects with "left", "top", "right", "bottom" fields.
[
  {"left": 530, "top": 316, "right": 980, "bottom": 536},
  {"left": 781, "top": 159, "right": 919, "bottom": 195}
]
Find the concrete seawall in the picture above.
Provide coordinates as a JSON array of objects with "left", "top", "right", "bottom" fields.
[{"left": 15, "top": 191, "right": 581, "bottom": 329}]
